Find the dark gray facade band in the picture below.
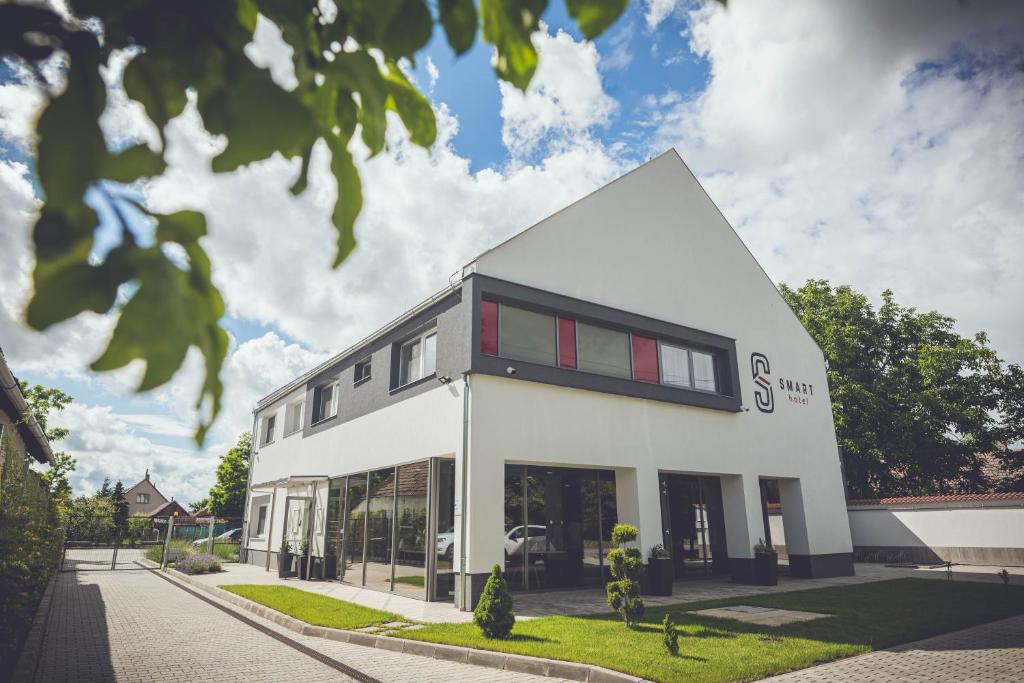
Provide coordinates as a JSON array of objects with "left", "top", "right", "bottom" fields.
[
  {"left": 467, "top": 273, "right": 743, "bottom": 412},
  {"left": 787, "top": 553, "right": 855, "bottom": 579}
]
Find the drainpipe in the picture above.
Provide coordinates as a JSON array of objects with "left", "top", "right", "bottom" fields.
[{"left": 458, "top": 373, "right": 470, "bottom": 610}]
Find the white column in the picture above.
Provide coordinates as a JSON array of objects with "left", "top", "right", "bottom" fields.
[
  {"left": 720, "top": 473, "right": 766, "bottom": 581},
  {"left": 614, "top": 467, "right": 662, "bottom": 555},
  {"left": 778, "top": 478, "right": 811, "bottom": 556}
]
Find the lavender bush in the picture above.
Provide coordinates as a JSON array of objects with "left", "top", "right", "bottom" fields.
[{"left": 176, "top": 554, "right": 222, "bottom": 575}]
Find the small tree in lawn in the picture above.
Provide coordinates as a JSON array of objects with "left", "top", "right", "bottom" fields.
[
  {"left": 111, "top": 481, "right": 129, "bottom": 536},
  {"left": 663, "top": 613, "right": 679, "bottom": 655},
  {"left": 606, "top": 523, "right": 645, "bottom": 628},
  {"left": 474, "top": 564, "right": 515, "bottom": 639}
]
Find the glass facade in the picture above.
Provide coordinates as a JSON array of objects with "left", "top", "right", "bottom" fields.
[
  {"left": 324, "top": 459, "right": 454, "bottom": 600},
  {"left": 658, "top": 474, "right": 730, "bottom": 578},
  {"left": 577, "top": 322, "right": 632, "bottom": 379},
  {"left": 499, "top": 305, "right": 557, "bottom": 366},
  {"left": 503, "top": 465, "right": 618, "bottom": 591}
]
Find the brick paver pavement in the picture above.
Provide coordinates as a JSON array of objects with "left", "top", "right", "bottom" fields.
[
  {"left": 764, "top": 614, "right": 1024, "bottom": 682},
  {"left": 25, "top": 569, "right": 566, "bottom": 683}
]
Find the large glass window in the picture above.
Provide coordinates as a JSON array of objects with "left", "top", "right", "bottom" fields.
[
  {"left": 341, "top": 474, "right": 367, "bottom": 583},
  {"left": 433, "top": 459, "right": 456, "bottom": 599},
  {"left": 393, "top": 461, "right": 429, "bottom": 597},
  {"left": 311, "top": 383, "right": 337, "bottom": 423},
  {"left": 577, "top": 323, "right": 631, "bottom": 379},
  {"left": 498, "top": 305, "right": 557, "bottom": 366},
  {"left": 324, "top": 479, "right": 346, "bottom": 579},
  {"left": 503, "top": 465, "right": 618, "bottom": 592},
  {"left": 284, "top": 401, "right": 303, "bottom": 435},
  {"left": 364, "top": 468, "right": 395, "bottom": 592}
]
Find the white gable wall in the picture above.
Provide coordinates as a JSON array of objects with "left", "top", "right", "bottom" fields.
[{"left": 466, "top": 150, "right": 851, "bottom": 573}]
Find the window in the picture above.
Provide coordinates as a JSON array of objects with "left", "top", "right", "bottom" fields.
[
  {"left": 557, "top": 318, "right": 577, "bottom": 369},
  {"left": 480, "top": 300, "right": 498, "bottom": 356},
  {"left": 576, "top": 322, "right": 631, "bottom": 379},
  {"left": 659, "top": 343, "right": 691, "bottom": 388},
  {"left": 136, "top": 493, "right": 150, "bottom": 504},
  {"left": 353, "top": 358, "right": 371, "bottom": 384},
  {"left": 692, "top": 350, "right": 718, "bottom": 392},
  {"left": 255, "top": 504, "right": 268, "bottom": 536},
  {"left": 261, "top": 414, "right": 276, "bottom": 444},
  {"left": 311, "top": 382, "right": 338, "bottom": 424},
  {"left": 498, "top": 305, "right": 557, "bottom": 366},
  {"left": 284, "top": 400, "right": 303, "bottom": 435},
  {"left": 631, "top": 335, "right": 659, "bottom": 383},
  {"left": 399, "top": 330, "right": 437, "bottom": 386},
  {"left": 659, "top": 342, "right": 718, "bottom": 392}
]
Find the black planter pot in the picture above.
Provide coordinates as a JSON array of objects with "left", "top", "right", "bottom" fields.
[
  {"left": 324, "top": 555, "right": 337, "bottom": 580},
  {"left": 298, "top": 555, "right": 310, "bottom": 579},
  {"left": 754, "top": 552, "right": 778, "bottom": 586},
  {"left": 646, "top": 557, "right": 674, "bottom": 596},
  {"left": 278, "top": 552, "right": 295, "bottom": 578}
]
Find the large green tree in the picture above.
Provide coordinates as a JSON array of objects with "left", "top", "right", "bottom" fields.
[
  {"left": 780, "top": 280, "right": 1024, "bottom": 498},
  {"left": 209, "top": 432, "right": 251, "bottom": 518},
  {"left": 0, "top": 0, "right": 629, "bottom": 444},
  {"left": 18, "top": 382, "right": 77, "bottom": 517}
]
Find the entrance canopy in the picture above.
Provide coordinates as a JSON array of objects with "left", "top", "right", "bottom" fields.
[{"left": 250, "top": 475, "right": 328, "bottom": 491}]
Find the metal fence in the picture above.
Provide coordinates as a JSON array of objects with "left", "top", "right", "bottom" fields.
[
  {"left": 61, "top": 515, "right": 245, "bottom": 571},
  {"left": 61, "top": 514, "right": 167, "bottom": 571}
]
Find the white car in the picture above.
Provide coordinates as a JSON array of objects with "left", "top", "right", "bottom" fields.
[{"left": 435, "top": 525, "right": 548, "bottom": 564}]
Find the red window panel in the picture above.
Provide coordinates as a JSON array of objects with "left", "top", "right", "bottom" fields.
[
  {"left": 558, "top": 317, "right": 577, "bottom": 369},
  {"left": 481, "top": 300, "right": 498, "bottom": 356},
  {"left": 631, "top": 335, "right": 659, "bottom": 383}
]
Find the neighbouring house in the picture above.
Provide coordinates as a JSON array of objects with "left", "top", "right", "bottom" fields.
[
  {"left": 147, "top": 499, "right": 191, "bottom": 519},
  {"left": 241, "top": 151, "right": 855, "bottom": 609},
  {"left": 125, "top": 470, "right": 169, "bottom": 516},
  {"left": 0, "top": 346, "right": 53, "bottom": 492}
]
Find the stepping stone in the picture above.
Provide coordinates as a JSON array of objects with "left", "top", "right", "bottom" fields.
[
  {"left": 383, "top": 621, "right": 411, "bottom": 628},
  {"left": 402, "top": 624, "right": 425, "bottom": 631},
  {"left": 355, "top": 626, "right": 383, "bottom": 633},
  {"left": 694, "top": 606, "right": 828, "bottom": 626}
]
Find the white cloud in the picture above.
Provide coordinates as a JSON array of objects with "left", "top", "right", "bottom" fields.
[
  {"left": 648, "top": 0, "right": 1024, "bottom": 363},
  {"left": 499, "top": 27, "right": 618, "bottom": 157},
  {"left": 425, "top": 56, "right": 440, "bottom": 91},
  {"left": 644, "top": 0, "right": 683, "bottom": 30}
]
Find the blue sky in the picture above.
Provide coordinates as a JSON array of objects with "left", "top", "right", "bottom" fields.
[{"left": 2, "top": 1, "right": 1021, "bottom": 504}]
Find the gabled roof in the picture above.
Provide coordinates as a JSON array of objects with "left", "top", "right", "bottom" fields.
[
  {"left": 148, "top": 500, "right": 191, "bottom": 518},
  {"left": 125, "top": 473, "right": 169, "bottom": 503},
  {"left": 0, "top": 347, "right": 54, "bottom": 465}
]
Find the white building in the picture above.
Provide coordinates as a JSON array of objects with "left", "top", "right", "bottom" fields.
[{"left": 242, "top": 150, "right": 854, "bottom": 609}]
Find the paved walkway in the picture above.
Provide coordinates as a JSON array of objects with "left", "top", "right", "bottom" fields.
[
  {"left": 21, "top": 569, "right": 565, "bottom": 683},
  {"left": 764, "top": 614, "right": 1024, "bottom": 682}
]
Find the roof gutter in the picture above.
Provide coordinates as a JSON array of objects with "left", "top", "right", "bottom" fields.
[
  {"left": 0, "top": 349, "right": 54, "bottom": 466},
  {"left": 256, "top": 281, "right": 463, "bottom": 411}
]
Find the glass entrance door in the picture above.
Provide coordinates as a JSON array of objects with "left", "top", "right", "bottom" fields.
[{"left": 659, "top": 474, "right": 729, "bottom": 578}]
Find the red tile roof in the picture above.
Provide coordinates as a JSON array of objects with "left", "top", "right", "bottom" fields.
[{"left": 847, "top": 492, "right": 1024, "bottom": 506}]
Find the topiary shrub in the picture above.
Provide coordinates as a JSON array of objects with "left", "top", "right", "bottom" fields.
[
  {"left": 663, "top": 613, "right": 679, "bottom": 655},
  {"left": 474, "top": 564, "right": 515, "bottom": 638},
  {"left": 606, "top": 523, "right": 645, "bottom": 627}
]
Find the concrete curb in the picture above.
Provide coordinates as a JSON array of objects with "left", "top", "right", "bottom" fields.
[
  {"left": 11, "top": 574, "right": 57, "bottom": 683},
  {"left": 163, "top": 568, "right": 648, "bottom": 682}
]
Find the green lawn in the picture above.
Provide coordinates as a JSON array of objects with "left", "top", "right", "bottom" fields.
[
  {"left": 397, "top": 579, "right": 1024, "bottom": 683},
  {"left": 219, "top": 585, "right": 401, "bottom": 630}
]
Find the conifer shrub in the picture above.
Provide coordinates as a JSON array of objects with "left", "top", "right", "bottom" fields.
[
  {"left": 663, "top": 613, "right": 679, "bottom": 655},
  {"left": 606, "top": 523, "right": 645, "bottom": 627},
  {"left": 473, "top": 564, "right": 515, "bottom": 639}
]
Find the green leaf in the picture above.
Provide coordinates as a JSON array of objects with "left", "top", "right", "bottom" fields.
[
  {"left": 373, "top": 0, "right": 433, "bottom": 59},
  {"left": 155, "top": 210, "right": 207, "bottom": 245},
  {"left": 122, "top": 51, "right": 190, "bottom": 132},
  {"left": 201, "top": 57, "right": 315, "bottom": 173},
  {"left": 480, "top": 0, "right": 547, "bottom": 91},
  {"left": 327, "top": 137, "right": 361, "bottom": 267},
  {"left": 566, "top": 0, "right": 628, "bottom": 40},
  {"left": 236, "top": 0, "right": 259, "bottom": 33},
  {"left": 100, "top": 145, "right": 166, "bottom": 183},
  {"left": 327, "top": 51, "right": 388, "bottom": 155},
  {"left": 290, "top": 144, "right": 314, "bottom": 196},
  {"left": 439, "top": 0, "right": 478, "bottom": 55},
  {"left": 26, "top": 237, "right": 131, "bottom": 330},
  {"left": 383, "top": 65, "right": 436, "bottom": 147}
]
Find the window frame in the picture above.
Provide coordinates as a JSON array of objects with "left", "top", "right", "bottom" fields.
[
  {"left": 284, "top": 400, "right": 304, "bottom": 437},
  {"left": 136, "top": 493, "right": 150, "bottom": 504},
  {"left": 353, "top": 357, "right": 372, "bottom": 386},
  {"left": 261, "top": 414, "right": 276, "bottom": 445},
  {"left": 575, "top": 320, "right": 633, "bottom": 380},
  {"left": 657, "top": 340, "right": 720, "bottom": 394},
  {"left": 254, "top": 504, "right": 268, "bottom": 537},
  {"left": 397, "top": 328, "right": 438, "bottom": 388},
  {"left": 311, "top": 381, "right": 339, "bottom": 426}
]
